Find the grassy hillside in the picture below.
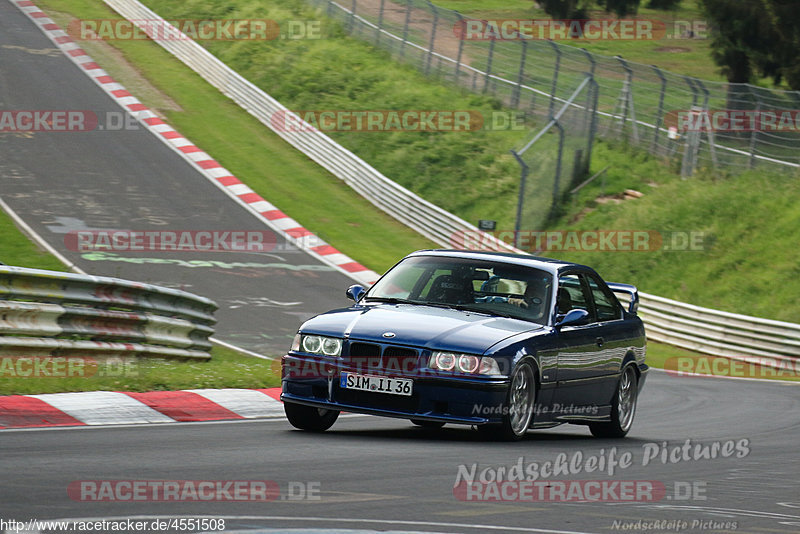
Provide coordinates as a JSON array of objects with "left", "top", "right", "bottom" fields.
[
  {"left": 31, "top": 0, "right": 799, "bottom": 324},
  {"left": 136, "top": 0, "right": 799, "bottom": 322},
  {"left": 552, "top": 142, "right": 800, "bottom": 322},
  {"left": 434, "top": 0, "right": 720, "bottom": 81}
]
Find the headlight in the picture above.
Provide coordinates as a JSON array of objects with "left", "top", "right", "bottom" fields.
[
  {"left": 433, "top": 352, "right": 456, "bottom": 371},
  {"left": 321, "top": 337, "right": 342, "bottom": 356},
  {"left": 458, "top": 354, "right": 480, "bottom": 374},
  {"left": 298, "top": 335, "right": 342, "bottom": 357},
  {"left": 429, "top": 352, "right": 500, "bottom": 375}
]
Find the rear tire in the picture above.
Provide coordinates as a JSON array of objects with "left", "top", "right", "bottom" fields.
[
  {"left": 478, "top": 361, "right": 536, "bottom": 441},
  {"left": 284, "top": 402, "right": 339, "bottom": 432},
  {"left": 590, "top": 365, "right": 638, "bottom": 438}
]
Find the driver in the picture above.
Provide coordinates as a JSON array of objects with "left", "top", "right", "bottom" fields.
[{"left": 509, "top": 276, "right": 550, "bottom": 315}]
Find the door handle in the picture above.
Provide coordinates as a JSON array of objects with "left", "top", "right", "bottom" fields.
[{"left": 595, "top": 337, "right": 605, "bottom": 347}]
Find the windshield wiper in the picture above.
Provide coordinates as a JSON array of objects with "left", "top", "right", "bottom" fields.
[
  {"left": 365, "top": 297, "right": 464, "bottom": 311},
  {"left": 450, "top": 304, "right": 517, "bottom": 319},
  {"left": 363, "top": 296, "right": 419, "bottom": 305}
]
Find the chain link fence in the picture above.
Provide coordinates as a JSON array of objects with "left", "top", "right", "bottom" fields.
[
  {"left": 308, "top": 0, "right": 800, "bottom": 236},
  {"left": 512, "top": 76, "right": 598, "bottom": 240}
]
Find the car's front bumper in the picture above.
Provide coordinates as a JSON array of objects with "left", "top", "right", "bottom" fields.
[{"left": 281, "top": 354, "right": 510, "bottom": 425}]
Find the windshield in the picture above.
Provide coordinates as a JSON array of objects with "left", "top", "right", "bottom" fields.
[{"left": 366, "top": 256, "right": 553, "bottom": 324}]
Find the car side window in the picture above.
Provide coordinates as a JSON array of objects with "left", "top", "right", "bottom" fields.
[
  {"left": 587, "top": 276, "right": 622, "bottom": 321},
  {"left": 556, "top": 274, "right": 591, "bottom": 318}
]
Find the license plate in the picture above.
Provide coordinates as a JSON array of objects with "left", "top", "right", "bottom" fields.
[{"left": 340, "top": 372, "right": 413, "bottom": 396}]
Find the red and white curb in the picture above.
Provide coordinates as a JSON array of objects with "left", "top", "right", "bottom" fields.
[
  {"left": 0, "top": 387, "right": 284, "bottom": 429},
  {"left": 10, "top": 0, "right": 380, "bottom": 286}
]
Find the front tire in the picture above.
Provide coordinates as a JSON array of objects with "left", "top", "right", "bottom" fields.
[
  {"left": 478, "top": 361, "right": 536, "bottom": 441},
  {"left": 590, "top": 365, "right": 638, "bottom": 438},
  {"left": 284, "top": 402, "right": 339, "bottom": 432}
]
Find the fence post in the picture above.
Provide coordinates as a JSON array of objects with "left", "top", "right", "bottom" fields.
[
  {"left": 551, "top": 121, "right": 566, "bottom": 217},
  {"left": 425, "top": 1, "right": 439, "bottom": 75},
  {"left": 684, "top": 75, "right": 699, "bottom": 108},
  {"left": 694, "top": 78, "right": 717, "bottom": 169},
  {"left": 375, "top": 0, "right": 385, "bottom": 45},
  {"left": 651, "top": 65, "right": 667, "bottom": 154},
  {"left": 326, "top": 0, "right": 334, "bottom": 18},
  {"left": 511, "top": 150, "right": 529, "bottom": 250},
  {"left": 586, "top": 76, "right": 599, "bottom": 172},
  {"left": 748, "top": 100, "right": 761, "bottom": 169},
  {"left": 400, "top": 0, "right": 412, "bottom": 58},
  {"left": 484, "top": 37, "right": 496, "bottom": 93},
  {"left": 454, "top": 12, "right": 465, "bottom": 84},
  {"left": 615, "top": 56, "right": 639, "bottom": 143},
  {"left": 680, "top": 106, "right": 701, "bottom": 178},
  {"left": 512, "top": 40, "right": 528, "bottom": 108},
  {"left": 347, "top": 0, "right": 356, "bottom": 33},
  {"left": 547, "top": 40, "right": 561, "bottom": 118},
  {"left": 580, "top": 48, "right": 596, "bottom": 77}
]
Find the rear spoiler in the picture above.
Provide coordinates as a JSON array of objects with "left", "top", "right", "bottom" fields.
[{"left": 607, "top": 282, "right": 639, "bottom": 315}]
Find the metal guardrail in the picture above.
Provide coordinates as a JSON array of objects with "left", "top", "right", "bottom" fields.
[
  {"left": 619, "top": 292, "right": 800, "bottom": 369},
  {"left": 102, "top": 0, "right": 516, "bottom": 253},
  {"left": 0, "top": 266, "right": 216, "bottom": 360},
  {"left": 100, "top": 0, "right": 800, "bottom": 368}
]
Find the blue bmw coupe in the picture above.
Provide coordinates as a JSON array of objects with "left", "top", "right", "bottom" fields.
[{"left": 281, "top": 249, "right": 647, "bottom": 440}]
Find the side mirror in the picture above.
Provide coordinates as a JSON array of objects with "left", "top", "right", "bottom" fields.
[
  {"left": 346, "top": 284, "right": 366, "bottom": 303},
  {"left": 556, "top": 308, "right": 590, "bottom": 328}
]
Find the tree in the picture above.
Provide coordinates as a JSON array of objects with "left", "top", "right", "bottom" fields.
[
  {"left": 762, "top": 0, "right": 800, "bottom": 89},
  {"left": 647, "top": 0, "right": 681, "bottom": 8},
  {"left": 538, "top": 0, "right": 642, "bottom": 18},
  {"left": 700, "top": 0, "right": 800, "bottom": 90},
  {"left": 596, "top": 0, "right": 642, "bottom": 17},
  {"left": 539, "top": 0, "right": 585, "bottom": 19}
]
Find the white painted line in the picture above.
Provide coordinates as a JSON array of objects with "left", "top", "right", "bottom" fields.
[
  {"left": 185, "top": 388, "right": 284, "bottom": 418},
  {"left": 26, "top": 391, "right": 175, "bottom": 425}
]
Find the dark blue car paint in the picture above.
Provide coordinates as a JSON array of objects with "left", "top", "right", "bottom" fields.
[{"left": 281, "top": 250, "right": 648, "bottom": 428}]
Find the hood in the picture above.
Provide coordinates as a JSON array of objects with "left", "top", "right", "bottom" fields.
[{"left": 301, "top": 303, "right": 543, "bottom": 355}]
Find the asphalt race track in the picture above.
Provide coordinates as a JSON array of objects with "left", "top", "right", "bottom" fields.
[
  {"left": 1, "top": 2, "right": 800, "bottom": 533},
  {"left": 2, "top": 372, "right": 800, "bottom": 533},
  {"left": 0, "top": 1, "right": 354, "bottom": 356}
]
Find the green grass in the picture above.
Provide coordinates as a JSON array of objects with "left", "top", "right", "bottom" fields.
[
  {"left": 645, "top": 342, "right": 800, "bottom": 382},
  {"left": 433, "top": 0, "right": 725, "bottom": 83},
  {"left": 0, "top": 208, "right": 67, "bottom": 271},
  {"left": 545, "top": 141, "right": 800, "bottom": 323},
  {"left": 0, "top": 345, "right": 280, "bottom": 395}
]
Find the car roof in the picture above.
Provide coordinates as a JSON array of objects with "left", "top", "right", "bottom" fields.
[{"left": 407, "top": 249, "right": 590, "bottom": 276}]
